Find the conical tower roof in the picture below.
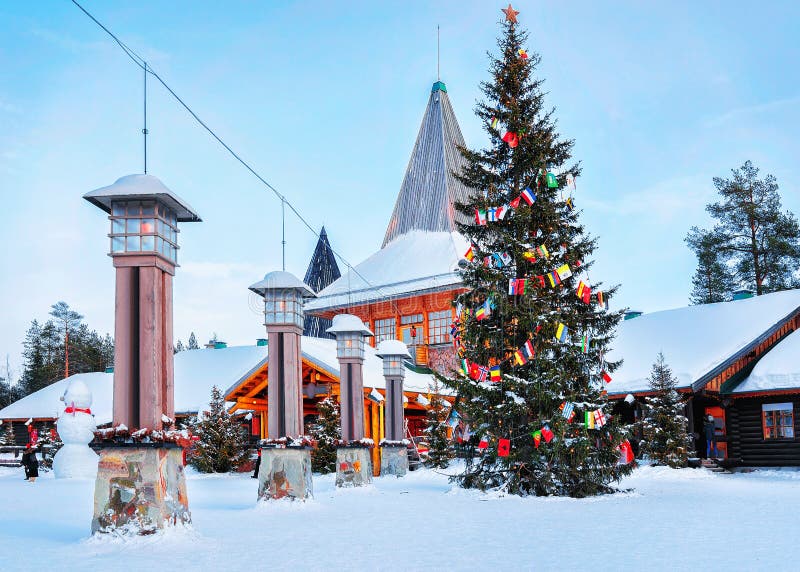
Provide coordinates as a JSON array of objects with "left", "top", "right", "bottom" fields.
[
  {"left": 382, "top": 81, "right": 474, "bottom": 247},
  {"left": 303, "top": 227, "right": 341, "bottom": 338}
]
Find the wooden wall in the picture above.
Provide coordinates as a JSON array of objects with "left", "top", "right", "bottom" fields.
[{"left": 727, "top": 396, "right": 800, "bottom": 466}]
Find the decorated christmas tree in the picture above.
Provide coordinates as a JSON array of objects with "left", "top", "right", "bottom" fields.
[
  {"left": 424, "top": 378, "right": 454, "bottom": 469},
  {"left": 639, "top": 353, "right": 691, "bottom": 468},
  {"left": 188, "top": 385, "right": 251, "bottom": 473},
  {"left": 1, "top": 420, "right": 15, "bottom": 446},
  {"left": 444, "top": 5, "right": 633, "bottom": 497},
  {"left": 309, "top": 396, "right": 340, "bottom": 474},
  {"left": 38, "top": 423, "right": 63, "bottom": 470}
]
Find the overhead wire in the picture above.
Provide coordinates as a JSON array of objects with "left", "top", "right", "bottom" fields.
[{"left": 70, "top": 0, "right": 410, "bottom": 318}]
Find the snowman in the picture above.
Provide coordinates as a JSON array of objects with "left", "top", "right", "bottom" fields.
[{"left": 52, "top": 379, "right": 98, "bottom": 479}]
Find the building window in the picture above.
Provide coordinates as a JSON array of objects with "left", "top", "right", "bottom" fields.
[
  {"left": 762, "top": 403, "right": 794, "bottom": 440},
  {"left": 428, "top": 310, "right": 453, "bottom": 345},
  {"left": 374, "top": 318, "right": 396, "bottom": 343},
  {"left": 400, "top": 314, "right": 423, "bottom": 325}
]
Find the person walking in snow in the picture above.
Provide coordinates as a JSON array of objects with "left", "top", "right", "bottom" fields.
[
  {"left": 704, "top": 414, "right": 718, "bottom": 459},
  {"left": 22, "top": 420, "right": 39, "bottom": 482}
]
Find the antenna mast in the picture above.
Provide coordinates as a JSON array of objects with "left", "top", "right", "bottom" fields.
[
  {"left": 437, "top": 25, "right": 440, "bottom": 81},
  {"left": 143, "top": 61, "right": 149, "bottom": 174}
]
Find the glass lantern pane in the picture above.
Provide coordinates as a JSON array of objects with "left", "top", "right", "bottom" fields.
[
  {"left": 126, "top": 218, "right": 141, "bottom": 234},
  {"left": 126, "top": 236, "right": 140, "bottom": 251},
  {"left": 141, "top": 234, "right": 155, "bottom": 251},
  {"left": 141, "top": 219, "right": 155, "bottom": 234},
  {"left": 111, "top": 219, "right": 125, "bottom": 234},
  {"left": 126, "top": 202, "right": 141, "bottom": 216},
  {"left": 141, "top": 202, "right": 155, "bottom": 216},
  {"left": 112, "top": 202, "right": 125, "bottom": 216},
  {"left": 111, "top": 236, "right": 125, "bottom": 253}
]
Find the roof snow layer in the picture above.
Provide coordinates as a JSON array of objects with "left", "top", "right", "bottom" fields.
[
  {"left": 606, "top": 289, "right": 800, "bottom": 395},
  {"left": 733, "top": 327, "right": 800, "bottom": 394},
  {"left": 305, "top": 230, "right": 468, "bottom": 312}
]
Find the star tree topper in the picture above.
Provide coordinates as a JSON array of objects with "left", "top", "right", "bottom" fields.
[{"left": 501, "top": 3, "right": 520, "bottom": 23}]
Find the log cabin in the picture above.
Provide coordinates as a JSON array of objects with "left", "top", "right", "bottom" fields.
[{"left": 606, "top": 289, "right": 800, "bottom": 466}]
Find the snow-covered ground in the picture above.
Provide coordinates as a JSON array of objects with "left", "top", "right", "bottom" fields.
[{"left": 0, "top": 463, "right": 797, "bottom": 571}]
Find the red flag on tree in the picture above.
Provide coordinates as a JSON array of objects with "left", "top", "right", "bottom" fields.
[{"left": 497, "top": 438, "right": 511, "bottom": 457}]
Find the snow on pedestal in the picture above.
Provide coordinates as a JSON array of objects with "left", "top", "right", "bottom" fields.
[{"left": 53, "top": 380, "right": 98, "bottom": 479}]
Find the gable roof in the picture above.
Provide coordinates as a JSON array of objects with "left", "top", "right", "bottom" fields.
[
  {"left": 605, "top": 289, "right": 800, "bottom": 395},
  {"left": 730, "top": 327, "right": 800, "bottom": 395},
  {"left": 382, "top": 81, "right": 474, "bottom": 247},
  {"left": 305, "top": 230, "right": 468, "bottom": 313}
]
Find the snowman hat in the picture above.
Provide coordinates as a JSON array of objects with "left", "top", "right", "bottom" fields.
[{"left": 25, "top": 418, "right": 33, "bottom": 426}]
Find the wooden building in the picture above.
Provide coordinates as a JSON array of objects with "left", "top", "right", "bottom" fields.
[{"left": 606, "top": 289, "right": 800, "bottom": 466}]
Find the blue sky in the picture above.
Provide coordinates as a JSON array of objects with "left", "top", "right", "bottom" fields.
[{"left": 1, "top": 1, "right": 799, "bottom": 376}]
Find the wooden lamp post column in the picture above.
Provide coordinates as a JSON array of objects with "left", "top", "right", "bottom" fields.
[
  {"left": 327, "top": 314, "right": 374, "bottom": 487},
  {"left": 249, "top": 270, "right": 316, "bottom": 501},
  {"left": 83, "top": 174, "right": 200, "bottom": 534},
  {"left": 376, "top": 340, "right": 411, "bottom": 477}
]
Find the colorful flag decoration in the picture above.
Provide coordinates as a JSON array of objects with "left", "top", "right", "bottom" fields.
[
  {"left": 565, "top": 197, "right": 575, "bottom": 211},
  {"left": 555, "top": 322, "right": 568, "bottom": 342},
  {"left": 535, "top": 275, "right": 546, "bottom": 288},
  {"left": 523, "top": 249, "right": 537, "bottom": 261},
  {"left": 597, "top": 290, "right": 607, "bottom": 309},
  {"left": 502, "top": 131, "right": 519, "bottom": 148},
  {"left": 460, "top": 358, "right": 469, "bottom": 376},
  {"left": 487, "top": 206, "right": 507, "bottom": 222},
  {"left": 541, "top": 425, "right": 554, "bottom": 443},
  {"left": 535, "top": 244, "right": 549, "bottom": 259},
  {"left": 594, "top": 410, "right": 607, "bottom": 428},
  {"left": 475, "top": 306, "right": 488, "bottom": 321},
  {"left": 509, "top": 195, "right": 521, "bottom": 209},
  {"left": 601, "top": 370, "right": 612, "bottom": 384},
  {"left": 545, "top": 171, "right": 558, "bottom": 188},
  {"left": 477, "top": 365, "right": 490, "bottom": 382},
  {"left": 518, "top": 48, "right": 529, "bottom": 59},
  {"left": 490, "top": 365, "right": 502, "bottom": 382},
  {"left": 491, "top": 117, "right": 500, "bottom": 130},
  {"left": 464, "top": 245, "right": 475, "bottom": 261},
  {"left": 499, "top": 252, "right": 512, "bottom": 266},
  {"left": 547, "top": 270, "right": 561, "bottom": 288},
  {"left": 478, "top": 436, "right": 489, "bottom": 450},
  {"left": 566, "top": 173, "right": 576, "bottom": 190},
  {"left": 474, "top": 208, "right": 487, "bottom": 225},
  {"left": 497, "top": 438, "right": 511, "bottom": 457},
  {"left": 532, "top": 430, "right": 542, "bottom": 448},
  {"left": 468, "top": 362, "right": 480, "bottom": 380},
  {"left": 585, "top": 410, "right": 596, "bottom": 429},
  {"left": 576, "top": 280, "right": 589, "bottom": 300},
  {"left": 508, "top": 278, "right": 527, "bottom": 295},
  {"left": 556, "top": 264, "right": 572, "bottom": 280},
  {"left": 581, "top": 332, "right": 591, "bottom": 354},
  {"left": 560, "top": 401, "right": 576, "bottom": 422},
  {"left": 521, "top": 339, "right": 535, "bottom": 359},
  {"left": 520, "top": 187, "right": 536, "bottom": 205},
  {"left": 447, "top": 411, "right": 460, "bottom": 428},
  {"left": 618, "top": 440, "right": 635, "bottom": 465},
  {"left": 513, "top": 350, "right": 527, "bottom": 366}
]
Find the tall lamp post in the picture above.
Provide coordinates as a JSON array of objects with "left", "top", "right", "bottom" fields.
[
  {"left": 376, "top": 340, "right": 411, "bottom": 476},
  {"left": 249, "top": 270, "right": 316, "bottom": 501},
  {"left": 83, "top": 174, "right": 199, "bottom": 534},
  {"left": 327, "top": 314, "right": 374, "bottom": 487}
]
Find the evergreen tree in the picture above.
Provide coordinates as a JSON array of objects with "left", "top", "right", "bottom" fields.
[
  {"left": 1, "top": 420, "right": 15, "bottom": 446},
  {"left": 443, "top": 10, "right": 631, "bottom": 497},
  {"left": 686, "top": 229, "right": 735, "bottom": 304},
  {"left": 687, "top": 160, "right": 800, "bottom": 295},
  {"left": 188, "top": 386, "right": 250, "bottom": 473},
  {"left": 188, "top": 332, "right": 199, "bottom": 350},
  {"left": 175, "top": 339, "right": 185, "bottom": 354},
  {"left": 424, "top": 378, "right": 453, "bottom": 468},
  {"left": 638, "top": 353, "right": 691, "bottom": 468},
  {"left": 49, "top": 301, "right": 83, "bottom": 379},
  {"left": 38, "top": 423, "right": 63, "bottom": 470},
  {"left": 309, "top": 397, "right": 340, "bottom": 474}
]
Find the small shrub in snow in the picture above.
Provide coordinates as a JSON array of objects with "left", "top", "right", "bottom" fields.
[
  {"left": 309, "top": 397, "right": 340, "bottom": 474},
  {"left": 188, "top": 386, "right": 251, "bottom": 473}
]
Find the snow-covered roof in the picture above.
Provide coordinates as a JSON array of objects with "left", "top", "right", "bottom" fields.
[
  {"left": 249, "top": 270, "right": 316, "bottom": 298},
  {"left": 305, "top": 230, "right": 468, "bottom": 312},
  {"left": 326, "top": 314, "right": 373, "bottom": 336},
  {"left": 83, "top": 174, "right": 201, "bottom": 222},
  {"left": 606, "top": 289, "right": 800, "bottom": 395},
  {"left": 732, "top": 328, "right": 800, "bottom": 394},
  {"left": 0, "top": 339, "right": 442, "bottom": 424},
  {"left": 376, "top": 340, "right": 412, "bottom": 359}
]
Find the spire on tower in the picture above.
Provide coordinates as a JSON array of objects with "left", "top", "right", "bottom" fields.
[{"left": 303, "top": 227, "right": 341, "bottom": 338}]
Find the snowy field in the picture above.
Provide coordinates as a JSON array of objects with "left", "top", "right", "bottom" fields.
[{"left": 0, "top": 464, "right": 797, "bottom": 571}]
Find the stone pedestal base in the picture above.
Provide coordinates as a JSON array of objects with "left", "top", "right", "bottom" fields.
[
  {"left": 92, "top": 445, "right": 190, "bottom": 535},
  {"left": 336, "top": 446, "right": 372, "bottom": 487},
  {"left": 380, "top": 445, "right": 408, "bottom": 477},
  {"left": 258, "top": 447, "right": 313, "bottom": 501}
]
